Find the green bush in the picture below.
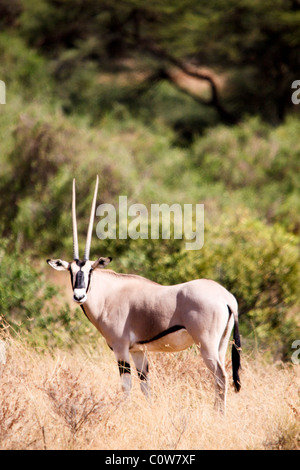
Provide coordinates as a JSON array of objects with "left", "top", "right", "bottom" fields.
[
  {"left": 0, "top": 240, "right": 98, "bottom": 349},
  {"left": 191, "top": 117, "right": 300, "bottom": 234},
  {"left": 0, "top": 241, "right": 54, "bottom": 324},
  {"left": 0, "top": 32, "right": 53, "bottom": 102},
  {"left": 0, "top": 98, "right": 191, "bottom": 258},
  {"left": 0, "top": 23, "right": 298, "bottom": 362}
]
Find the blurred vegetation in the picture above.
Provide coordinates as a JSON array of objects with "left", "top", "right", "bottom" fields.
[
  {"left": 0, "top": 0, "right": 299, "bottom": 359},
  {"left": 0, "top": 241, "right": 99, "bottom": 350}
]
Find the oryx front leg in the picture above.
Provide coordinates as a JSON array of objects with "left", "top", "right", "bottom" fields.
[
  {"left": 114, "top": 349, "right": 132, "bottom": 396},
  {"left": 131, "top": 351, "right": 150, "bottom": 400}
]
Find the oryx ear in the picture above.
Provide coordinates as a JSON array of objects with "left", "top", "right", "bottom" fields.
[
  {"left": 47, "top": 259, "right": 70, "bottom": 271},
  {"left": 91, "top": 256, "right": 112, "bottom": 269}
]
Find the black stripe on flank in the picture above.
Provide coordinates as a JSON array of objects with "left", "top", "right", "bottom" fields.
[
  {"left": 118, "top": 360, "right": 131, "bottom": 375},
  {"left": 137, "top": 325, "right": 185, "bottom": 345}
]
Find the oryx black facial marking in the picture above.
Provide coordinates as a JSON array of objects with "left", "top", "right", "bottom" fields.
[
  {"left": 76, "top": 260, "right": 86, "bottom": 268},
  {"left": 70, "top": 260, "right": 87, "bottom": 290},
  {"left": 68, "top": 260, "right": 91, "bottom": 303},
  {"left": 74, "top": 269, "right": 85, "bottom": 289}
]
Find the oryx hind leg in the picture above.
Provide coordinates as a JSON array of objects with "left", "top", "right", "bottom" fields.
[
  {"left": 131, "top": 351, "right": 150, "bottom": 400},
  {"left": 200, "top": 340, "right": 228, "bottom": 413},
  {"left": 218, "top": 311, "right": 234, "bottom": 367}
]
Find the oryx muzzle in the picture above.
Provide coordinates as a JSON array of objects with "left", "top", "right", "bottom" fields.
[{"left": 47, "top": 176, "right": 241, "bottom": 414}]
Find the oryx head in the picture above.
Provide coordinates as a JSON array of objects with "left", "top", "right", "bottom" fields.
[{"left": 47, "top": 176, "right": 112, "bottom": 304}]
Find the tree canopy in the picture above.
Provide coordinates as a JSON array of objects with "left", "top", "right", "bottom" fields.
[{"left": 7, "top": 0, "right": 298, "bottom": 124}]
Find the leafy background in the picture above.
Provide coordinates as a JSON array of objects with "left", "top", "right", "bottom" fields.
[{"left": 0, "top": 0, "right": 299, "bottom": 360}]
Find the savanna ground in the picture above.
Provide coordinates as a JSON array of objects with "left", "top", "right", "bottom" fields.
[{"left": 0, "top": 323, "right": 299, "bottom": 451}]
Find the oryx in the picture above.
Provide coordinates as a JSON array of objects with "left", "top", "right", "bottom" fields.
[{"left": 47, "top": 176, "right": 241, "bottom": 412}]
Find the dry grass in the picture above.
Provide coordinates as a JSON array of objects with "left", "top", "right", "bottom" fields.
[{"left": 0, "top": 330, "right": 299, "bottom": 450}]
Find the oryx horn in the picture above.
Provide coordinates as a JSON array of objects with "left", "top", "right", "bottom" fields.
[
  {"left": 72, "top": 178, "right": 79, "bottom": 261},
  {"left": 83, "top": 175, "right": 99, "bottom": 261}
]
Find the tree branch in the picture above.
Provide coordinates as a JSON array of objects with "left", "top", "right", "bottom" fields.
[{"left": 140, "top": 41, "right": 236, "bottom": 123}]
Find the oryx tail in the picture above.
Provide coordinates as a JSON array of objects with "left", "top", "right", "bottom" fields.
[{"left": 230, "top": 306, "right": 241, "bottom": 392}]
